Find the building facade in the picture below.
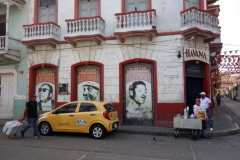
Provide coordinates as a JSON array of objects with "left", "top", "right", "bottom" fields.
[
  {"left": 0, "top": 0, "right": 29, "bottom": 120},
  {"left": 19, "top": 0, "right": 221, "bottom": 127}
]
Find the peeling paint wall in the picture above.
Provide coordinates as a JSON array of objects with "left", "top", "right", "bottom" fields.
[{"left": 27, "top": 35, "right": 209, "bottom": 104}]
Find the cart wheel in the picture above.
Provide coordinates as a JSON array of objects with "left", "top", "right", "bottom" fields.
[
  {"left": 14, "top": 134, "right": 17, "bottom": 138},
  {"left": 175, "top": 128, "right": 179, "bottom": 131},
  {"left": 192, "top": 135, "right": 198, "bottom": 141},
  {"left": 174, "top": 134, "right": 179, "bottom": 138},
  {"left": 7, "top": 135, "right": 10, "bottom": 139}
]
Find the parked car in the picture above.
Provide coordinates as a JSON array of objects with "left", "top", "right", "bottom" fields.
[{"left": 38, "top": 101, "right": 119, "bottom": 139}]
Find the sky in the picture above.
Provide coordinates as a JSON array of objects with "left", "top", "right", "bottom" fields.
[{"left": 215, "top": 0, "right": 240, "bottom": 52}]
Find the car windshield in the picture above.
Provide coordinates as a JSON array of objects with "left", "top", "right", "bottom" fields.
[{"left": 103, "top": 104, "right": 117, "bottom": 112}]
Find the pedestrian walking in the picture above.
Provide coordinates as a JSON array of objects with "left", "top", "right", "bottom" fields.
[
  {"left": 199, "top": 92, "right": 213, "bottom": 132},
  {"left": 19, "top": 94, "right": 41, "bottom": 138},
  {"left": 215, "top": 93, "right": 221, "bottom": 106}
]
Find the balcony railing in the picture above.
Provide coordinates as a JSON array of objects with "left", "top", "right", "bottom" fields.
[
  {"left": 181, "top": 7, "right": 220, "bottom": 34},
  {"left": 115, "top": 9, "right": 156, "bottom": 32},
  {"left": 0, "top": 36, "right": 20, "bottom": 51},
  {"left": 65, "top": 16, "right": 105, "bottom": 36},
  {"left": 22, "top": 22, "right": 60, "bottom": 42}
]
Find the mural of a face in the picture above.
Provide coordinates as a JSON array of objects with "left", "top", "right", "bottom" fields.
[
  {"left": 39, "top": 84, "right": 52, "bottom": 103},
  {"left": 83, "top": 85, "right": 99, "bottom": 101},
  {"left": 133, "top": 84, "right": 147, "bottom": 104}
]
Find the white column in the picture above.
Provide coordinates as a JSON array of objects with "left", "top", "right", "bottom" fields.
[{"left": 4, "top": 2, "right": 13, "bottom": 52}]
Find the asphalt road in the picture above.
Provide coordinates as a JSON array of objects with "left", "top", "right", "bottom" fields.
[{"left": 1, "top": 128, "right": 240, "bottom": 160}]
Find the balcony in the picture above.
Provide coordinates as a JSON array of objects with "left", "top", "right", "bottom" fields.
[
  {"left": 21, "top": 22, "right": 60, "bottom": 51},
  {"left": 0, "top": 36, "right": 21, "bottom": 62},
  {"left": 180, "top": 7, "right": 220, "bottom": 42},
  {"left": 114, "top": 9, "right": 157, "bottom": 43},
  {"left": 64, "top": 16, "right": 105, "bottom": 46},
  {"left": 210, "top": 36, "right": 222, "bottom": 52},
  {"left": 0, "top": 0, "right": 25, "bottom": 9}
]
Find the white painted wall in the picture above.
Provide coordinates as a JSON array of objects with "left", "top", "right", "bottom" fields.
[
  {"left": 28, "top": 0, "right": 185, "bottom": 40},
  {"left": 27, "top": 35, "right": 209, "bottom": 103}
]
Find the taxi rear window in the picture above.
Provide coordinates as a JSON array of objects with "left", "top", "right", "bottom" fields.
[{"left": 103, "top": 104, "right": 117, "bottom": 112}]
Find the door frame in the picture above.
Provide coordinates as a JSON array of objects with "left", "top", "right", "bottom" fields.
[
  {"left": 29, "top": 63, "right": 58, "bottom": 108},
  {"left": 183, "top": 60, "right": 210, "bottom": 106},
  {"left": 34, "top": 0, "right": 58, "bottom": 24},
  {"left": 71, "top": 61, "right": 104, "bottom": 101},
  {"left": 119, "top": 58, "right": 157, "bottom": 125},
  {"left": 122, "top": 0, "right": 152, "bottom": 13},
  {"left": 183, "top": 0, "right": 205, "bottom": 11},
  {"left": 74, "top": 0, "right": 101, "bottom": 19}
]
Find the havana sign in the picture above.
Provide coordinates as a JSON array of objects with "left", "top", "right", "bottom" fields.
[{"left": 184, "top": 47, "right": 209, "bottom": 64}]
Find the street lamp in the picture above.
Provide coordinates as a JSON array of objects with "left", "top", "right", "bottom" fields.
[{"left": 177, "top": 46, "right": 183, "bottom": 58}]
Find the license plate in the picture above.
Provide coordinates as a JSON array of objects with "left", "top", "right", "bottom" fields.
[{"left": 114, "top": 123, "right": 117, "bottom": 128}]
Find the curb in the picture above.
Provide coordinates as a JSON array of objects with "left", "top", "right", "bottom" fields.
[
  {"left": 1, "top": 122, "right": 240, "bottom": 138},
  {"left": 116, "top": 128, "right": 240, "bottom": 137}
]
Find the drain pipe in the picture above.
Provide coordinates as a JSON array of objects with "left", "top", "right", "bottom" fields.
[{"left": 56, "top": 0, "right": 62, "bottom": 94}]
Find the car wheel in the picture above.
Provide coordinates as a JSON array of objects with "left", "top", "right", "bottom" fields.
[
  {"left": 91, "top": 124, "right": 105, "bottom": 139},
  {"left": 39, "top": 122, "right": 52, "bottom": 136}
]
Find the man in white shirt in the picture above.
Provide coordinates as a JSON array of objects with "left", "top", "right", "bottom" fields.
[{"left": 200, "top": 92, "right": 213, "bottom": 131}]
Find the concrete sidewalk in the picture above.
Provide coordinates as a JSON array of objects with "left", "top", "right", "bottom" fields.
[
  {"left": 117, "top": 98, "right": 240, "bottom": 137},
  {"left": 1, "top": 97, "right": 240, "bottom": 137}
]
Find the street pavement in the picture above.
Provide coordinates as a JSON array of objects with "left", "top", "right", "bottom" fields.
[
  {"left": 1, "top": 129, "right": 240, "bottom": 160},
  {"left": 221, "top": 97, "right": 240, "bottom": 127},
  {"left": 1, "top": 97, "right": 240, "bottom": 159},
  {"left": 1, "top": 97, "right": 240, "bottom": 137}
]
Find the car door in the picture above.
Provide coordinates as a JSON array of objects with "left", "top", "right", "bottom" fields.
[
  {"left": 74, "top": 102, "right": 99, "bottom": 132},
  {"left": 52, "top": 103, "right": 79, "bottom": 132}
]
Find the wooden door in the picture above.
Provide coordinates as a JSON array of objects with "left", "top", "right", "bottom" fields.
[
  {"left": 39, "top": 0, "right": 56, "bottom": 23},
  {"left": 0, "top": 74, "right": 14, "bottom": 119},
  {"left": 185, "top": 0, "right": 199, "bottom": 9},
  {"left": 79, "top": 0, "right": 98, "bottom": 18},
  {"left": 125, "top": 0, "right": 148, "bottom": 12}
]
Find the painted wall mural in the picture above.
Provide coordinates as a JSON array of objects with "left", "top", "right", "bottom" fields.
[
  {"left": 35, "top": 67, "right": 56, "bottom": 111},
  {"left": 77, "top": 65, "right": 101, "bottom": 101},
  {"left": 124, "top": 63, "right": 153, "bottom": 121}
]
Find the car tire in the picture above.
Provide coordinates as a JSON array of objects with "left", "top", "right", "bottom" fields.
[
  {"left": 90, "top": 124, "right": 105, "bottom": 139},
  {"left": 39, "top": 122, "right": 52, "bottom": 136}
]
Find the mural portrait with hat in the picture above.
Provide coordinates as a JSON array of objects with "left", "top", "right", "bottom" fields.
[{"left": 77, "top": 66, "right": 100, "bottom": 101}]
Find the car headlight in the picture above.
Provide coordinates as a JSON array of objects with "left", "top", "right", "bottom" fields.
[{"left": 39, "top": 114, "right": 45, "bottom": 118}]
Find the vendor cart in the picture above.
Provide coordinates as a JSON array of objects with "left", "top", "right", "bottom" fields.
[
  {"left": 173, "top": 116, "right": 202, "bottom": 141},
  {"left": 2, "top": 119, "right": 23, "bottom": 139}
]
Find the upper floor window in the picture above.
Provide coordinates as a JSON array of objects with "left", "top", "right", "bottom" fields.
[
  {"left": 79, "top": 0, "right": 98, "bottom": 18},
  {"left": 185, "top": 0, "right": 199, "bottom": 9},
  {"left": 125, "top": 0, "right": 149, "bottom": 12},
  {"left": 39, "top": 0, "right": 56, "bottom": 23}
]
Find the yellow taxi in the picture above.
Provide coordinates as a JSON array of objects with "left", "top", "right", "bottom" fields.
[{"left": 38, "top": 101, "right": 119, "bottom": 139}]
